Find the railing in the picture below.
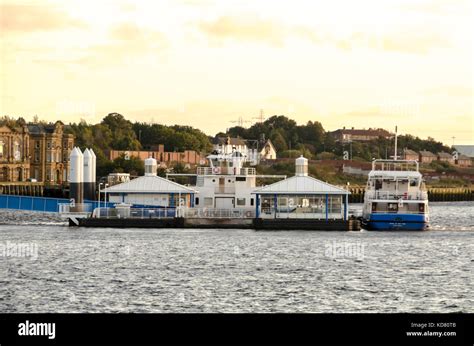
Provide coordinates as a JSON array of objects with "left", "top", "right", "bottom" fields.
[
  {"left": 58, "top": 203, "right": 94, "bottom": 214},
  {"left": 366, "top": 190, "right": 428, "bottom": 201},
  {"left": 182, "top": 208, "right": 256, "bottom": 218},
  {"left": 260, "top": 207, "right": 344, "bottom": 219},
  {"left": 196, "top": 167, "right": 256, "bottom": 176},
  {"left": 93, "top": 207, "right": 175, "bottom": 219}
]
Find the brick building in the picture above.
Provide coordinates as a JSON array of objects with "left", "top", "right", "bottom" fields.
[
  {"left": 330, "top": 127, "right": 393, "bottom": 143},
  {"left": 108, "top": 145, "right": 205, "bottom": 167}
]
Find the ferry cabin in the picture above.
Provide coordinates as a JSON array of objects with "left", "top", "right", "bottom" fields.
[
  {"left": 364, "top": 162, "right": 428, "bottom": 215},
  {"left": 193, "top": 151, "right": 258, "bottom": 210}
]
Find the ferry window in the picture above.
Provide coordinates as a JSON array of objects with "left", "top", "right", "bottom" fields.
[
  {"left": 237, "top": 198, "right": 245, "bottom": 206},
  {"left": 204, "top": 197, "right": 213, "bottom": 206},
  {"left": 388, "top": 203, "right": 398, "bottom": 212},
  {"left": 375, "top": 179, "right": 382, "bottom": 190},
  {"left": 212, "top": 179, "right": 215, "bottom": 183},
  {"left": 250, "top": 198, "right": 254, "bottom": 206},
  {"left": 228, "top": 179, "right": 232, "bottom": 183},
  {"left": 195, "top": 197, "right": 199, "bottom": 205},
  {"left": 236, "top": 177, "right": 246, "bottom": 182}
]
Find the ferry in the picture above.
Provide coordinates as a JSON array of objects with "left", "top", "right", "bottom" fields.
[
  {"left": 361, "top": 159, "right": 429, "bottom": 230},
  {"left": 167, "top": 149, "right": 286, "bottom": 217}
]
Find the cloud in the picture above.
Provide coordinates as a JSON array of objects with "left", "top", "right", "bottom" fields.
[
  {"left": 198, "top": 16, "right": 286, "bottom": 46},
  {"left": 423, "top": 86, "right": 473, "bottom": 97},
  {"left": 197, "top": 15, "right": 450, "bottom": 54},
  {"left": 0, "top": 3, "right": 85, "bottom": 34}
]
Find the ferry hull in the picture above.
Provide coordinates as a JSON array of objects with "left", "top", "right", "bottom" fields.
[{"left": 362, "top": 213, "right": 428, "bottom": 231}]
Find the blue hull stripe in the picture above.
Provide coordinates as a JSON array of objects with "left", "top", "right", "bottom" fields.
[{"left": 362, "top": 213, "right": 428, "bottom": 231}]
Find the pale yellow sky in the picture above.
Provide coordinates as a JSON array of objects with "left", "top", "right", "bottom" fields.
[{"left": 1, "top": 0, "right": 473, "bottom": 144}]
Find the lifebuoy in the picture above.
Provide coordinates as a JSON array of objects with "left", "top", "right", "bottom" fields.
[
  {"left": 212, "top": 167, "right": 221, "bottom": 174},
  {"left": 245, "top": 211, "right": 252, "bottom": 218}
]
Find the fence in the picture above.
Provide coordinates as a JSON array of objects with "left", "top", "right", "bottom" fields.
[{"left": 0, "top": 194, "right": 113, "bottom": 213}]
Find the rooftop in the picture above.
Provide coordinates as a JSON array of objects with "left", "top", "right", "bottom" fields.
[
  {"left": 454, "top": 145, "right": 474, "bottom": 158},
  {"left": 252, "top": 175, "right": 349, "bottom": 195},
  {"left": 419, "top": 150, "right": 436, "bottom": 157},
  {"left": 214, "top": 136, "right": 246, "bottom": 146},
  {"left": 102, "top": 175, "right": 197, "bottom": 194}
]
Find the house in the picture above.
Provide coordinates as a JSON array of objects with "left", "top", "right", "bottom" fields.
[
  {"left": 437, "top": 152, "right": 454, "bottom": 164},
  {"left": 403, "top": 149, "right": 419, "bottom": 161},
  {"left": 259, "top": 139, "right": 277, "bottom": 160},
  {"left": 419, "top": 150, "right": 437, "bottom": 164},
  {"left": 455, "top": 154, "right": 472, "bottom": 167},
  {"left": 330, "top": 127, "right": 392, "bottom": 143},
  {"left": 213, "top": 136, "right": 248, "bottom": 155},
  {"left": 453, "top": 145, "right": 474, "bottom": 159}
]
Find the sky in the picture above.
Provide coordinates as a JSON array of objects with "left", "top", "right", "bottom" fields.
[{"left": 1, "top": 0, "right": 473, "bottom": 145}]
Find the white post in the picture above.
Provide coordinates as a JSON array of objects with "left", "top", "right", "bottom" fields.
[
  {"left": 104, "top": 183, "right": 109, "bottom": 218},
  {"left": 98, "top": 183, "right": 102, "bottom": 218}
]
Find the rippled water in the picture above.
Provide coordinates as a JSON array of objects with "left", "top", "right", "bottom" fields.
[{"left": 0, "top": 202, "right": 472, "bottom": 313}]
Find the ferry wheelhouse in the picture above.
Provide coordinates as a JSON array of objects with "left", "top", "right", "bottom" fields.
[
  {"left": 167, "top": 150, "right": 286, "bottom": 217},
  {"left": 361, "top": 159, "right": 429, "bottom": 230}
]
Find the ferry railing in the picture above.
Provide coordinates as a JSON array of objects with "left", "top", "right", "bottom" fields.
[
  {"left": 260, "top": 207, "right": 344, "bottom": 219},
  {"left": 183, "top": 208, "right": 256, "bottom": 218},
  {"left": 196, "top": 167, "right": 256, "bottom": 176},
  {"left": 366, "top": 190, "right": 428, "bottom": 201}
]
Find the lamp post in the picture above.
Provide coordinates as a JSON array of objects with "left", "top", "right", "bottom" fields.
[
  {"left": 98, "top": 183, "right": 103, "bottom": 218},
  {"left": 104, "top": 183, "right": 109, "bottom": 218}
]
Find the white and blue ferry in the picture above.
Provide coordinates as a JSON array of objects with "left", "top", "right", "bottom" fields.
[{"left": 361, "top": 159, "right": 429, "bottom": 231}]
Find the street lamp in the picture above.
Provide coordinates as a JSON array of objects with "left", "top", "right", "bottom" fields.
[
  {"left": 104, "top": 183, "right": 109, "bottom": 218},
  {"left": 98, "top": 183, "right": 104, "bottom": 218}
]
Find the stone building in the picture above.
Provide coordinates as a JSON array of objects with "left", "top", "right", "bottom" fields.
[
  {"left": 28, "top": 121, "right": 74, "bottom": 184},
  {"left": 0, "top": 123, "right": 31, "bottom": 181},
  {"left": 0, "top": 120, "right": 74, "bottom": 184}
]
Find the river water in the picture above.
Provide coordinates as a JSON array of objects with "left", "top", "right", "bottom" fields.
[{"left": 0, "top": 202, "right": 472, "bottom": 313}]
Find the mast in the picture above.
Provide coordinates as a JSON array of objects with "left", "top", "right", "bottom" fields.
[{"left": 394, "top": 126, "right": 398, "bottom": 161}]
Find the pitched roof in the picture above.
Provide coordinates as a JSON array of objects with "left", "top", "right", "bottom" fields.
[
  {"left": 403, "top": 149, "right": 418, "bottom": 155},
  {"left": 437, "top": 152, "right": 453, "bottom": 159},
  {"left": 332, "top": 128, "right": 392, "bottom": 137},
  {"left": 454, "top": 145, "right": 474, "bottom": 158},
  {"left": 214, "top": 136, "right": 246, "bottom": 146},
  {"left": 419, "top": 150, "right": 436, "bottom": 157},
  {"left": 102, "top": 175, "right": 197, "bottom": 194},
  {"left": 252, "top": 175, "right": 349, "bottom": 195}
]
